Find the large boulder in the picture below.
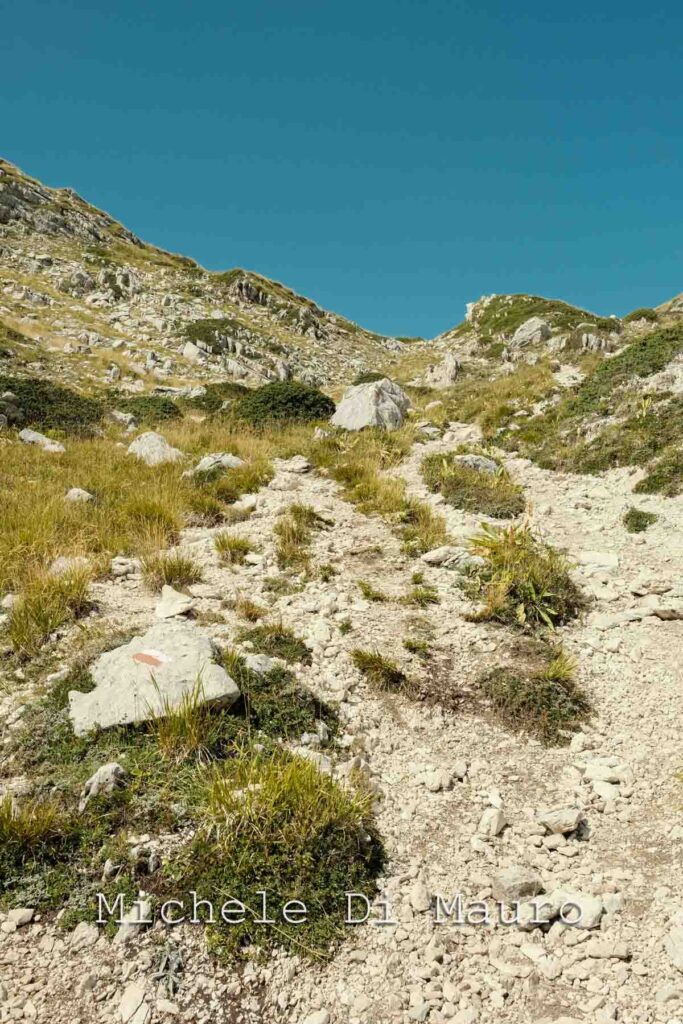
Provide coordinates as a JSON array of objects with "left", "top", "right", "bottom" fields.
[
  {"left": 330, "top": 378, "right": 410, "bottom": 432},
  {"left": 127, "top": 431, "right": 184, "bottom": 467},
  {"left": 510, "top": 317, "right": 551, "bottom": 347},
  {"left": 423, "top": 353, "right": 460, "bottom": 388},
  {"left": 68, "top": 621, "right": 239, "bottom": 736}
]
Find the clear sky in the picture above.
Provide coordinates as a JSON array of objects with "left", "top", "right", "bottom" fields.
[{"left": 2, "top": 0, "right": 682, "bottom": 337}]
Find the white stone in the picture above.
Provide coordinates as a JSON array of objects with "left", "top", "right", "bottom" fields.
[
  {"left": 155, "top": 585, "right": 195, "bottom": 619},
  {"left": 477, "top": 807, "right": 507, "bottom": 837},
  {"left": 19, "top": 428, "right": 65, "bottom": 453},
  {"left": 665, "top": 926, "right": 683, "bottom": 972},
  {"left": 510, "top": 317, "right": 551, "bottom": 347},
  {"left": 536, "top": 806, "right": 583, "bottom": 835},
  {"left": 65, "top": 487, "right": 94, "bottom": 502},
  {"left": 78, "top": 762, "right": 128, "bottom": 812},
  {"left": 491, "top": 867, "right": 544, "bottom": 903},
  {"left": 7, "top": 907, "right": 34, "bottom": 927},
  {"left": 127, "top": 431, "right": 184, "bottom": 467},
  {"left": 330, "top": 378, "right": 410, "bottom": 432},
  {"left": 185, "top": 451, "right": 244, "bottom": 476},
  {"left": 68, "top": 621, "right": 239, "bottom": 735}
]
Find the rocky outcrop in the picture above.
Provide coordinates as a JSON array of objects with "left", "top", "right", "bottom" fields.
[{"left": 330, "top": 378, "right": 410, "bottom": 431}]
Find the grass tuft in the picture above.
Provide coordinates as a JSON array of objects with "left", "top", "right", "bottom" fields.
[
  {"left": 622, "top": 506, "right": 658, "bottom": 533},
  {"left": 238, "top": 623, "right": 312, "bottom": 664},
  {"left": 9, "top": 569, "right": 92, "bottom": 657},
  {"left": 142, "top": 551, "right": 203, "bottom": 589},
  {"left": 351, "top": 649, "right": 408, "bottom": 691},
  {"left": 466, "top": 524, "right": 585, "bottom": 629},
  {"left": 215, "top": 532, "right": 253, "bottom": 566}
]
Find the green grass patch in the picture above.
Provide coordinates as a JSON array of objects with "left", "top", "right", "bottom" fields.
[
  {"left": 351, "top": 649, "right": 408, "bottom": 691},
  {"left": 622, "top": 507, "right": 658, "bottom": 532},
  {"left": 164, "top": 747, "right": 382, "bottom": 959},
  {"left": 422, "top": 452, "right": 525, "bottom": 518},
  {"left": 142, "top": 551, "right": 203, "bottom": 589},
  {"left": 238, "top": 623, "right": 312, "bottom": 664},
  {"left": 479, "top": 647, "right": 590, "bottom": 745}
]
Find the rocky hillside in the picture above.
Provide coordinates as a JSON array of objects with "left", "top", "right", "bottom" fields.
[
  {"left": 1, "top": 159, "right": 683, "bottom": 1024},
  {"left": 0, "top": 157, "right": 410, "bottom": 392}
]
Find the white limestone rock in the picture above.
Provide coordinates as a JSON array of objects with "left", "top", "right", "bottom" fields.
[
  {"left": 330, "top": 378, "right": 410, "bottom": 432},
  {"left": 68, "top": 621, "right": 239, "bottom": 735},
  {"left": 127, "top": 431, "right": 184, "bottom": 467}
]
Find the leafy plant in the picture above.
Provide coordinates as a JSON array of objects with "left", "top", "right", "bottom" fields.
[{"left": 466, "top": 524, "right": 585, "bottom": 629}]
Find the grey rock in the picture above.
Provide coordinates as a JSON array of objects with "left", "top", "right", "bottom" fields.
[
  {"left": 68, "top": 621, "right": 239, "bottom": 735},
  {"left": 492, "top": 867, "right": 544, "bottom": 903},
  {"left": 477, "top": 807, "right": 507, "bottom": 837},
  {"left": 155, "top": 585, "right": 195, "bottom": 619},
  {"left": 536, "top": 805, "right": 584, "bottom": 835},
  {"left": 18, "top": 428, "right": 65, "bottom": 453},
  {"left": 244, "top": 653, "right": 277, "bottom": 675},
  {"left": 453, "top": 453, "right": 499, "bottom": 475},
  {"left": 65, "top": 487, "right": 94, "bottom": 503},
  {"left": 49, "top": 554, "right": 89, "bottom": 577},
  {"left": 424, "top": 352, "right": 460, "bottom": 388},
  {"left": 78, "top": 762, "right": 128, "bottom": 812},
  {"left": 665, "top": 926, "right": 683, "bottom": 972},
  {"left": 511, "top": 317, "right": 551, "bottom": 347},
  {"left": 185, "top": 451, "right": 244, "bottom": 477},
  {"left": 330, "top": 378, "right": 410, "bottom": 432},
  {"left": 127, "top": 431, "right": 184, "bottom": 467}
]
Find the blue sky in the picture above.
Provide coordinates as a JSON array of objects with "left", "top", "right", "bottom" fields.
[{"left": 2, "top": 0, "right": 682, "bottom": 337}]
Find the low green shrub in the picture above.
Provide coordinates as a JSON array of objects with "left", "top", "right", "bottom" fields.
[
  {"left": 479, "top": 648, "right": 590, "bottom": 745},
  {"left": 232, "top": 381, "right": 335, "bottom": 425},
  {"left": 0, "top": 375, "right": 103, "bottom": 433},
  {"left": 622, "top": 507, "right": 658, "bottom": 533}
]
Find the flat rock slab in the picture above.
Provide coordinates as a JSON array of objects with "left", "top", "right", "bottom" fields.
[{"left": 68, "top": 621, "right": 239, "bottom": 736}]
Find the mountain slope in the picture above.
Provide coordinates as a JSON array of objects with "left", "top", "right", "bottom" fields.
[{"left": 0, "top": 157, "right": 407, "bottom": 391}]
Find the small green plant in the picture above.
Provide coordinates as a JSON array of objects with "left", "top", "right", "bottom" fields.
[
  {"left": 318, "top": 563, "right": 337, "bottom": 582},
  {"left": 215, "top": 532, "right": 253, "bottom": 566},
  {"left": 232, "top": 381, "right": 335, "bottom": 425},
  {"left": 403, "top": 637, "right": 431, "bottom": 657},
  {"left": 479, "top": 648, "right": 590, "bottom": 745},
  {"left": 0, "top": 794, "right": 78, "bottom": 873},
  {"left": 142, "top": 551, "right": 203, "bottom": 589},
  {"left": 411, "top": 571, "right": 425, "bottom": 584},
  {"left": 422, "top": 452, "right": 525, "bottom": 519},
  {"left": 634, "top": 447, "right": 683, "bottom": 496},
  {"left": 351, "top": 649, "right": 408, "bottom": 691},
  {"left": 467, "top": 524, "right": 585, "bottom": 629},
  {"left": 238, "top": 623, "right": 312, "bottom": 664},
  {"left": 402, "top": 584, "right": 439, "bottom": 607},
  {"left": 622, "top": 507, "right": 658, "bottom": 533},
  {"left": 338, "top": 618, "right": 353, "bottom": 635},
  {"left": 274, "top": 516, "right": 311, "bottom": 570},
  {"left": 9, "top": 569, "right": 92, "bottom": 657},
  {"left": 357, "top": 579, "right": 388, "bottom": 602},
  {"left": 230, "top": 596, "right": 268, "bottom": 622}
]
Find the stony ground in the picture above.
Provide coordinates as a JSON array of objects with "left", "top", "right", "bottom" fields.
[{"left": 1, "top": 424, "right": 682, "bottom": 1024}]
